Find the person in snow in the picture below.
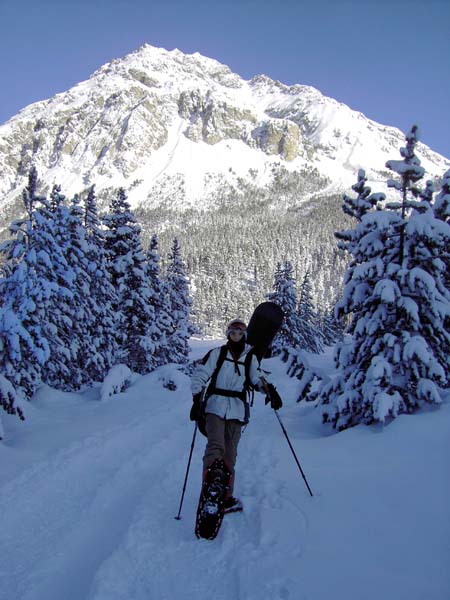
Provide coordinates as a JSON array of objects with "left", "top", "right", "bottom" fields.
[{"left": 190, "top": 318, "right": 282, "bottom": 513}]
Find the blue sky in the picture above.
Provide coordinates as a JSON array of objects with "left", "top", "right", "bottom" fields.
[{"left": 1, "top": 0, "right": 449, "bottom": 159}]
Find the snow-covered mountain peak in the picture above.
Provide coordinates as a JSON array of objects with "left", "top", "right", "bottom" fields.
[
  {"left": 0, "top": 44, "right": 448, "bottom": 215},
  {"left": 250, "top": 73, "right": 315, "bottom": 97},
  {"left": 89, "top": 43, "right": 244, "bottom": 96}
]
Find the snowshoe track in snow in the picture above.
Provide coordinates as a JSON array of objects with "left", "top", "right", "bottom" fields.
[{"left": 1, "top": 351, "right": 448, "bottom": 600}]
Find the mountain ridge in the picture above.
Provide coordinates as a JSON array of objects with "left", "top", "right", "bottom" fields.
[
  {"left": 1, "top": 44, "right": 449, "bottom": 331},
  {"left": 0, "top": 44, "right": 448, "bottom": 217}
]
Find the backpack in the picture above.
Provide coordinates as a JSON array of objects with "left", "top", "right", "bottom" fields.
[{"left": 197, "top": 345, "right": 258, "bottom": 434}]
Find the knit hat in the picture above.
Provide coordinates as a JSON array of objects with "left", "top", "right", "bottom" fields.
[{"left": 226, "top": 318, "right": 247, "bottom": 338}]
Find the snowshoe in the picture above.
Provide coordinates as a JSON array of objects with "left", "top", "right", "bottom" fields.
[{"left": 195, "top": 459, "right": 231, "bottom": 540}]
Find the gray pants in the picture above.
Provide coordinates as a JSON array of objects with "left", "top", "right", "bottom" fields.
[{"left": 203, "top": 413, "right": 242, "bottom": 495}]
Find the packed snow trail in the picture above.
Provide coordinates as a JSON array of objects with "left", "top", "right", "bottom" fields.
[{"left": 1, "top": 346, "right": 449, "bottom": 600}]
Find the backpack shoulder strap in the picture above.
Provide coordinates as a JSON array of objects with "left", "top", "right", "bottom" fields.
[
  {"left": 207, "top": 345, "right": 228, "bottom": 393},
  {"left": 244, "top": 347, "right": 260, "bottom": 390},
  {"left": 200, "top": 348, "right": 214, "bottom": 365}
]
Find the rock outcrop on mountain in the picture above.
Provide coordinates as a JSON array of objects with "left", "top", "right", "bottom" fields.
[{"left": 0, "top": 44, "right": 448, "bottom": 216}]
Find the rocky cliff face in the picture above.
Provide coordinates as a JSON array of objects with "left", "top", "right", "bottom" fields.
[
  {"left": 178, "top": 89, "right": 255, "bottom": 144},
  {"left": 0, "top": 44, "right": 449, "bottom": 217}
]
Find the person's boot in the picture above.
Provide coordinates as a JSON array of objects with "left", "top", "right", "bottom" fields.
[{"left": 223, "top": 496, "right": 243, "bottom": 514}]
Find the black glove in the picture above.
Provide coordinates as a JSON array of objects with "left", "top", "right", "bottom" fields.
[
  {"left": 190, "top": 392, "right": 203, "bottom": 421},
  {"left": 265, "top": 383, "right": 283, "bottom": 410}
]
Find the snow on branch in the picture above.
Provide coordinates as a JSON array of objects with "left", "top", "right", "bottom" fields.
[
  {"left": 281, "top": 347, "right": 329, "bottom": 402},
  {"left": 0, "top": 374, "right": 25, "bottom": 440}
]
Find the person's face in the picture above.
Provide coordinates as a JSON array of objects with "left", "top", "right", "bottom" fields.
[{"left": 229, "top": 328, "right": 245, "bottom": 340}]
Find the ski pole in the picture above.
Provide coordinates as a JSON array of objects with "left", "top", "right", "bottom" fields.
[
  {"left": 175, "top": 422, "right": 198, "bottom": 520},
  {"left": 274, "top": 409, "right": 314, "bottom": 497}
]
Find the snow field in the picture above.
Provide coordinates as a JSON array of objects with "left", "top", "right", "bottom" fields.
[{"left": 0, "top": 342, "right": 449, "bottom": 600}]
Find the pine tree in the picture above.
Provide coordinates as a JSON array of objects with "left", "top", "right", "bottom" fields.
[
  {"left": 83, "top": 186, "right": 119, "bottom": 380},
  {"left": 386, "top": 127, "right": 450, "bottom": 395},
  {"left": 434, "top": 170, "right": 450, "bottom": 293},
  {"left": 145, "top": 234, "right": 173, "bottom": 368},
  {"left": 385, "top": 124, "right": 425, "bottom": 262},
  {"left": 434, "top": 170, "right": 450, "bottom": 361},
  {"left": 320, "top": 127, "right": 450, "bottom": 430},
  {"left": 267, "top": 260, "right": 305, "bottom": 353},
  {"left": 402, "top": 175, "right": 450, "bottom": 386},
  {"left": 341, "top": 169, "right": 380, "bottom": 221},
  {"left": 165, "top": 239, "right": 193, "bottom": 364},
  {"left": 297, "top": 270, "right": 323, "bottom": 353},
  {"left": 319, "top": 305, "right": 343, "bottom": 346},
  {"left": 33, "top": 184, "right": 85, "bottom": 391},
  {"left": 63, "top": 192, "right": 100, "bottom": 387},
  {"left": 0, "top": 168, "right": 51, "bottom": 398},
  {"left": 103, "top": 188, "right": 155, "bottom": 372}
]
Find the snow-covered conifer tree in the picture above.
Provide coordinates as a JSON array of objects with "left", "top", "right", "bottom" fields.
[
  {"left": 145, "top": 234, "right": 174, "bottom": 367},
  {"left": 83, "top": 186, "right": 119, "bottom": 380},
  {"left": 0, "top": 168, "right": 51, "bottom": 397},
  {"left": 434, "top": 170, "right": 450, "bottom": 293},
  {"left": 62, "top": 192, "right": 102, "bottom": 388},
  {"left": 320, "top": 128, "right": 450, "bottom": 430},
  {"left": 164, "top": 238, "right": 193, "bottom": 364},
  {"left": 33, "top": 185, "right": 79, "bottom": 390},
  {"left": 385, "top": 127, "right": 450, "bottom": 393},
  {"left": 434, "top": 170, "right": 450, "bottom": 360},
  {"left": 266, "top": 262, "right": 283, "bottom": 302},
  {"left": 319, "top": 306, "right": 343, "bottom": 346},
  {"left": 267, "top": 261, "right": 305, "bottom": 353},
  {"left": 103, "top": 188, "right": 156, "bottom": 372},
  {"left": 297, "top": 270, "right": 323, "bottom": 353},
  {"left": 402, "top": 173, "right": 450, "bottom": 385}
]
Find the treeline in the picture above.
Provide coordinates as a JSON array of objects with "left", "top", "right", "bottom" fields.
[
  {"left": 267, "top": 262, "right": 343, "bottom": 355},
  {"left": 135, "top": 168, "right": 351, "bottom": 333},
  {"left": 0, "top": 168, "right": 193, "bottom": 421}
]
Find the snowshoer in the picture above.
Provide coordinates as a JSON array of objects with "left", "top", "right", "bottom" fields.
[{"left": 190, "top": 318, "right": 282, "bottom": 515}]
